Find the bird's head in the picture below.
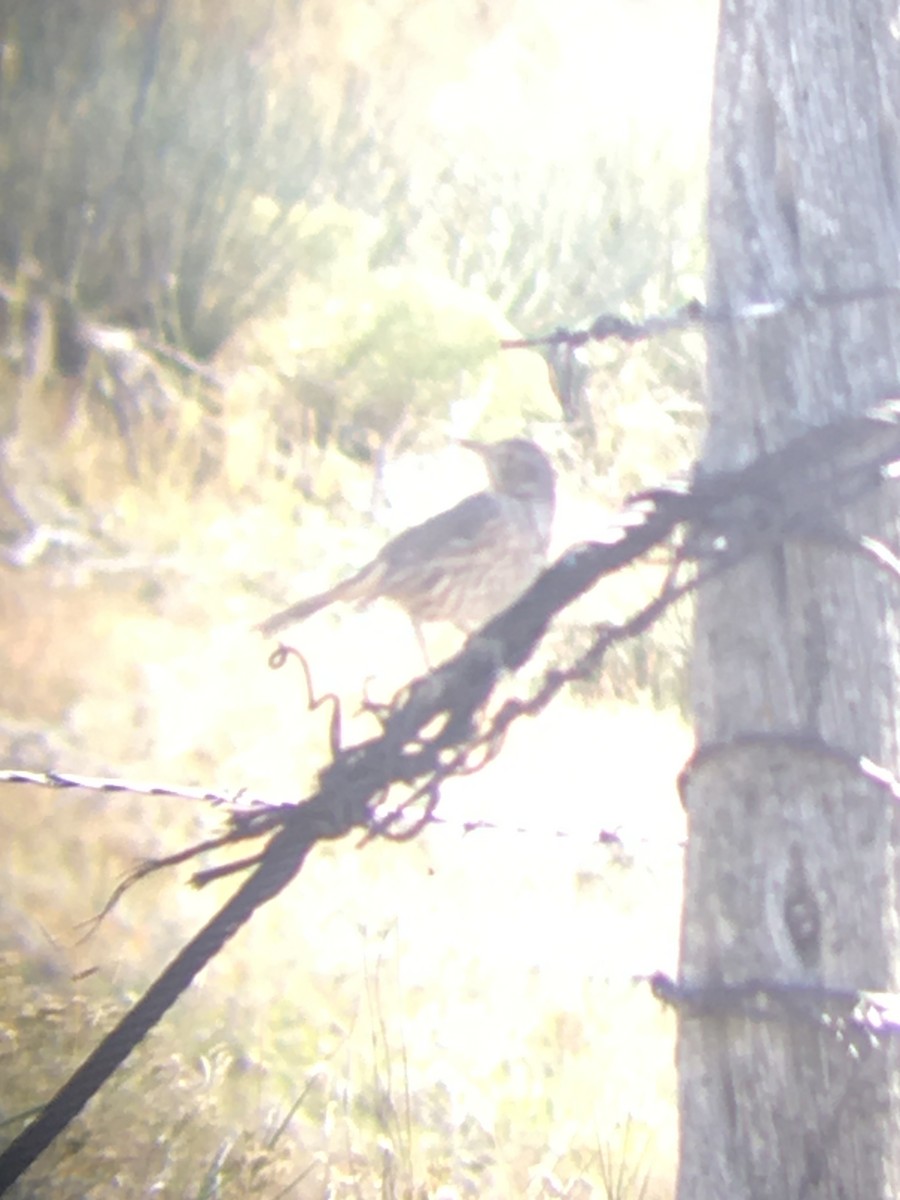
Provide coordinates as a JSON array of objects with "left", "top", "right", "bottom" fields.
[{"left": 460, "top": 437, "right": 556, "bottom": 504}]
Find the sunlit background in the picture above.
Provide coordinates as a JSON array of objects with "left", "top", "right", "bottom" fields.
[{"left": 0, "top": 0, "right": 716, "bottom": 1195}]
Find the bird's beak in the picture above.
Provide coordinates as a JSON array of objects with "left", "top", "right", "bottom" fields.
[{"left": 456, "top": 438, "right": 486, "bottom": 457}]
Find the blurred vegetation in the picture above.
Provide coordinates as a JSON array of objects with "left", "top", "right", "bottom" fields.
[
  {"left": 0, "top": 0, "right": 714, "bottom": 1194},
  {"left": 0, "top": 0, "right": 708, "bottom": 459}
]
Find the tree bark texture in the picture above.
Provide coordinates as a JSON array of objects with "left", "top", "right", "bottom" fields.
[{"left": 679, "top": 2, "right": 900, "bottom": 1196}]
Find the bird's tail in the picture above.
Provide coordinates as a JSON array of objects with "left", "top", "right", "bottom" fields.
[{"left": 254, "top": 562, "right": 379, "bottom": 638}]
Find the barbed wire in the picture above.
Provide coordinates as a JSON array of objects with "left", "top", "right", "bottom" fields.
[
  {"left": 645, "top": 973, "right": 900, "bottom": 1052},
  {"left": 677, "top": 729, "right": 900, "bottom": 807},
  {"left": 0, "top": 767, "right": 683, "bottom": 860},
  {"left": 0, "top": 768, "right": 261, "bottom": 809},
  {"left": 500, "top": 282, "right": 900, "bottom": 351}
]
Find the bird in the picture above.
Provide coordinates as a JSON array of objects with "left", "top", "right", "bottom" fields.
[{"left": 254, "top": 437, "right": 556, "bottom": 655}]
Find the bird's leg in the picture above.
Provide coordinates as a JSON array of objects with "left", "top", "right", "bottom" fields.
[{"left": 412, "top": 621, "right": 433, "bottom": 671}]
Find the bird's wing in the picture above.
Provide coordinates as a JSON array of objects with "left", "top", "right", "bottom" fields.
[{"left": 378, "top": 493, "right": 503, "bottom": 570}]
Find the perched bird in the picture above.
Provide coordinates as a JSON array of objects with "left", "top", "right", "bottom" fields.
[{"left": 255, "top": 438, "right": 556, "bottom": 653}]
